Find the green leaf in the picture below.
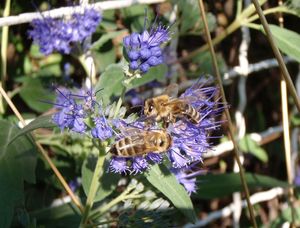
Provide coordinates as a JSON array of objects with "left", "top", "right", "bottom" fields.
[
  {"left": 127, "top": 64, "right": 167, "bottom": 89},
  {"left": 145, "top": 164, "right": 197, "bottom": 223},
  {"left": 19, "top": 77, "right": 55, "bottom": 112},
  {"left": 9, "top": 115, "right": 55, "bottom": 145},
  {"left": 270, "top": 202, "right": 300, "bottom": 226},
  {"left": 81, "top": 154, "right": 119, "bottom": 203},
  {"left": 196, "top": 173, "right": 289, "bottom": 199},
  {"left": 261, "top": 25, "right": 300, "bottom": 63},
  {"left": 291, "top": 113, "right": 300, "bottom": 126},
  {"left": 91, "top": 30, "right": 127, "bottom": 50},
  {"left": 178, "top": 0, "right": 216, "bottom": 35},
  {"left": 0, "top": 120, "right": 37, "bottom": 228},
  {"left": 95, "top": 64, "right": 125, "bottom": 105},
  {"left": 121, "top": 5, "right": 152, "bottom": 32},
  {"left": 239, "top": 135, "right": 268, "bottom": 162},
  {"left": 94, "top": 47, "right": 117, "bottom": 71},
  {"left": 192, "top": 51, "right": 228, "bottom": 75},
  {"left": 30, "top": 203, "right": 80, "bottom": 227}
]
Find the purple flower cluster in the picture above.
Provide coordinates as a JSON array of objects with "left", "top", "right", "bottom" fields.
[
  {"left": 171, "top": 167, "right": 203, "bottom": 195},
  {"left": 51, "top": 79, "right": 223, "bottom": 194},
  {"left": 123, "top": 19, "right": 171, "bottom": 74},
  {"left": 167, "top": 84, "right": 222, "bottom": 168},
  {"left": 28, "top": 8, "right": 101, "bottom": 55},
  {"left": 108, "top": 81, "right": 224, "bottom": 177},
  {"left": 52, "top": 87, "right": 113, "bottom": 139}
]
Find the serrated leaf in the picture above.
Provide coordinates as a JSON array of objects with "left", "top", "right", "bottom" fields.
[
  {"left": 9, "top": 115, "right": 55, "bottom": 145},
  {"left": 239, "top": 134, "right": 268, "bottom": 162},
  {"left": 145, "top": 164, "right": 197, "bottom": 223},
  {"left": 81, "top": 154, "right": 119, "bottom": 203},
  {"left": 0, "top": 120, "right": 37, "bottom": 228},
  {"left": 260, "top": 25, "right": 300, "bottom": 63},
  {"left": 196, "top": 173, "right": 289, "bottom": 199},
  {"left": 127, "top": 64, "right": 167, "bottom": 89},
  {"left": 95, "top": 64, "right": 125, "bottom": 105}
]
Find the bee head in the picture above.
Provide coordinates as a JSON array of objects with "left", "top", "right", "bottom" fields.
[
  {"left": 157, "top": 131, "right": 172, "bottom": 150},
  {"left": 144, "top": 99, "right": 157, "bottom": 117}
]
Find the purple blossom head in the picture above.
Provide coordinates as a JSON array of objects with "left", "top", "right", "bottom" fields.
[
  {"left": 109, "top": 157, "right": 129, "bottom": 174},
  {"left": 51, "top": 87, "right": 100, "bottom": 134},
  {"left": 108, "top": 79, "right": 225, "bottom": 174},
  {"left": 171, "top": 166, "right": 203, "bottom": 195},
  {"left": 123, "top": 15, "right": 171, "bottom": 74},
  {"left": 52, "top": 88, "right": 87, "bottom": 133},
  {"left": 28, "top": 8, "right": 101, "bottom": 55},
  {"left": 131, "top": 156, "right": 149, "bottom": 174},
  {"left": 91, "top": 117, "right": 113, "bottom": 141}
]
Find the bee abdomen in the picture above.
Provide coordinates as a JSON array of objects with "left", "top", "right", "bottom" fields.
[
  {"left": 111, "top": 137, "right": 141, "bottom": 157},
  {"left": 186, "top": 105, "right": 200, "bottom": 124}
]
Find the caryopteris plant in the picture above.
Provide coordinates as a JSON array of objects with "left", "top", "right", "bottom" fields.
[{"left": 1, "top": 0, "right": 300, "bottom": 227}]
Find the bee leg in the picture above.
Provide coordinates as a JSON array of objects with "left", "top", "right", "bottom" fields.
[{"left": 162, "top": 121, "right": 169, "bottom": 129}]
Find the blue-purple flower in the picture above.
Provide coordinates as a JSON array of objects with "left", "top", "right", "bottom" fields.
[
  {"left": 108, "top": 80, "right": 225, "bottom": 174},
  {"left": 171, "top": 166, "right": 204, "bottom": 195},
  {"left": 91, "top": 117, "right": 113, "bottom": 140},
  {"left": 52, "top": 87, "right": 100, "bottom": 134},
  {"left": 123, "top": 17, "right": 171, "bottom": 74},
  {"left": 52, "top": 88, "right": 87, "bottom": 133},
  {"left": 28, "top": 8, "right": 101, "bottom": 55}
]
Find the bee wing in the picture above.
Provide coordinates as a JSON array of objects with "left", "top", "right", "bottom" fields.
[
  {"left": 163, "top": 83, "right": 179, "bottom": 98},
  {"left": 120, "top": 127, "right": 144, "bottom": 137}
]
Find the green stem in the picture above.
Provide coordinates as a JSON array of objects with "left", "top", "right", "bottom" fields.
[
  {"left": 245, "top": 6, "right": 298, "bottom": 24},
  {"left": 113, "top": 75, "right": 135, "bottom": 119},
  {"left": 236, "top": 0, "right": 243, "bottom": 17},
  {"left": 78, "top": 54, "right": 96, "bottom": 85},
  {"left": 244, "top": 22, "right": 261, "bottom": 30},
  {"left": 89, "top": 188, "right": 142, "bottom": 220},
  {"left": 80, "top": 144, "right": 107, "bottom": 227},
  {"left": 0, "top": 0, "right": 11, "bottom": 114},
  {"left": 113, "top": 86, "right": 126, "bottom": 119},
  {"left": 177, "top": 0, "right": 268, "bottom": 63}
]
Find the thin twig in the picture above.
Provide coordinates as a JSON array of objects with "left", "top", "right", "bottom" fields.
[
  {"left": 0, "top": 0, "right": 165, "bottom": 27},
  {"left": 184, "top": 187, "right": 285, "bottom": 228},
  {"left": 277, "top": 0, "right": 296, "bottom": 225},
  {"left": 250, "top": 0, "right": 300, "bottom": 113},
  {"left": 232, "top": 0, "right": 251, "bottom": 224},
  {"left": 197, "top": 1, "right": 257, "bottom": 227},
  {"left": 0, "top": 85, "right": 84, "bottom": 213}
]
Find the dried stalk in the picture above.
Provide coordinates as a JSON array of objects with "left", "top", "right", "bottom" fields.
[{"left": 197, "top": 0, "right": 257, "bottom": 227}]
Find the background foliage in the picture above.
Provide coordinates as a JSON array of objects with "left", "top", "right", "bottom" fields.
[{"left": 1, "top": 0, "right": 300, "bottom": 227}]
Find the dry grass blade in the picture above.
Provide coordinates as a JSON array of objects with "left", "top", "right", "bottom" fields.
[{"left": 197, "top": 0, "right": 257, "bottom": 227}]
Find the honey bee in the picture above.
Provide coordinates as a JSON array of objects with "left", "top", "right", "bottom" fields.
[
  {"left": 144, "top": 84, "right": 201, "bottom": 125},
  {"left": 110, "top": 128, "right": 172, "bottom": 157}
]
